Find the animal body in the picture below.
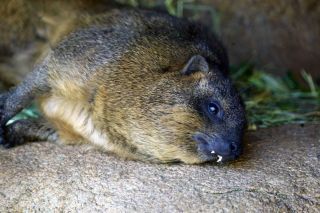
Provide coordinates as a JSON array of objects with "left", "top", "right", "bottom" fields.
[{"left": 0, "top": 6, "right": 246, "bottom": 164}]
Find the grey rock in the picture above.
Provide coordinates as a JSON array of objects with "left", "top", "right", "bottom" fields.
[
  {"left": 0, "top": 124, "right": 319, "bottom": 212},
  {"left": 203, "top": 0, "right": 320, "bottom": 80}
]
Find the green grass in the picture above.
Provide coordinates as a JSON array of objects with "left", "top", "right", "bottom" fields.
[
  {"left": 230, "top": 63, "right": 320, "bottom": 129},
  {"left": 6, "top": 103, "right": 39, "bottom": 126}
]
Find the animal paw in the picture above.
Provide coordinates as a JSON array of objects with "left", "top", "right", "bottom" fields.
[
  {"left": 5, "top": 126, "right": 25, "bottom": 148},
  {"left": 0, "top": 122, "right": 25, "bottom": 148},
  {"left": 0, "top": 117, "right": 9, "bottom": 148},
  {"left": 0, "top": 126, "right": 5, "bottom": 147},
  {"left": 0, "top": 92, "right": 15, "bottom": 148}
]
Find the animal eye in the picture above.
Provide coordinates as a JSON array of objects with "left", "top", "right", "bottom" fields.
[{"left": 208, "top": 102, "right": 219, "bottom": 115}]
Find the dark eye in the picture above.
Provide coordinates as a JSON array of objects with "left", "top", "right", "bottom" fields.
[{"left": 208, "top": 102, "right": 219, "bottom": 115}]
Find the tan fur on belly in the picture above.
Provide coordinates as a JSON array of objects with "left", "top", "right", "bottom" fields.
[{"left": 40, "top": 96, "right": 114, "bottom": 151}]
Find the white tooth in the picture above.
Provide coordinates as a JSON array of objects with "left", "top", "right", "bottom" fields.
[
  {"left": 217, "top": 155, "right": 223, "bottom": 162},
  {"left": 211, "top": 150, "right": 215, "bottom": 154}
]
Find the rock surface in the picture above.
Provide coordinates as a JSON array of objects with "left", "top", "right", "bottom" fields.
[
  {"left": 0, "top": 124, "right": 319, "bottom": 212},
  {"left": 201, "top": 0, "right": 320, "bottom": 80}
]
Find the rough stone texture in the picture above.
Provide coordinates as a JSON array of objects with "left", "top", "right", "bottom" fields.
[
  {"left": 203, "top": 0, "right": 320, "bottom": 80},
  {"left": 0, "top": 124, "right": 319, "bottom": 212}
]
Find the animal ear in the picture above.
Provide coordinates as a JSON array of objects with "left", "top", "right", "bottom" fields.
[{"left": 181, "top": 55, "right": 209, "bottom": 75}]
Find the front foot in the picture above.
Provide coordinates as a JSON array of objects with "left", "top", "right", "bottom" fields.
[
  {"left": 0, "top": 92, "right": 12, "bottom": 148},
  {"left": 0, "top": 125, "right": 5, "bottom": 147},
  {"left": 2, "top": 123, "right": 26, "bottom": 148},
  {"left": 0, "top": 129, "right": 14, "bottom": 148},
  {"left": 0, "top": 120, "right": 29, "bottom": 148}
]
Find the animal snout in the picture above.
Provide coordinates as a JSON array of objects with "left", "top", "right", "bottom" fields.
[{"left": 193, "top": 132, "right": 241, "bottom": 162}]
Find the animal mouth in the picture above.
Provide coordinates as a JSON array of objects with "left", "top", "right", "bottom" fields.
[{"left": 211, "top": 150, "right": 223, "bottom": 162}]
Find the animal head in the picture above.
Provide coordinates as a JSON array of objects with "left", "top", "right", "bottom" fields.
[
  {"left": 96, "top": 10, "right": 246, "bottom": 163},
  {"left": 103, "top": 54, "right": 246, "bottom": 164}
]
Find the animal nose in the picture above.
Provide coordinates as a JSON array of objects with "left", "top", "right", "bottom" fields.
[{"left": 193, "top": 133, "right": 240, "bottom": 162}]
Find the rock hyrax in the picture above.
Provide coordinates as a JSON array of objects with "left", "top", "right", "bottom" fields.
[{"left": 0, "top": 9, "right": 246, "bottom": 164}]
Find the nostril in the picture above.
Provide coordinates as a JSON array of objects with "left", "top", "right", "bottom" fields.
[
  {"left": 193, "top": 133, "right": 211, "bottom": 145},
  {"left": 194, "top": 133, "right": 241, "bottom": 161},
  {"left": 230, "top": 143, "right": 237, "bottom": 152}
]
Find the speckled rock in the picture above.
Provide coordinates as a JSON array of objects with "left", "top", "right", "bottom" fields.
[{"left": 0, "top": 124, "right": 319, "bottom": 212}]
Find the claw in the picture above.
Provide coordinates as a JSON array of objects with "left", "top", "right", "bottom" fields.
[
  {"left": 211, "top": 150, "right": 215, "bottom": 154},
  {"left": 217, "top": 155, "right": 223, "bottom": 162}
]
